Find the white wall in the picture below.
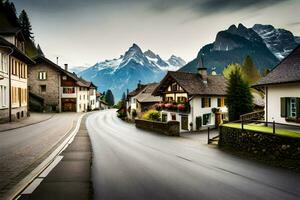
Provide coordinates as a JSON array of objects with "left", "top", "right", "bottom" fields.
[
  {"left": 0, "top": 50, "right": 9, "bottom": 110},
  {"left": 76, "top": 87, "right": 89, "bottom": 112},
  {"left": 266, "top": 83, "right": 300, "bottom": 124}
]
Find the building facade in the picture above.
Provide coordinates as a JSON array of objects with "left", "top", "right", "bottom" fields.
[
  {"left": 254, "top": 45, "right": 300, "bottom": 125},
  {"left": 0, "top": 30, "right": 34, "bottom": 123},
  {"left": 153, "top": 68, "right": 228, "bottom": 132}
]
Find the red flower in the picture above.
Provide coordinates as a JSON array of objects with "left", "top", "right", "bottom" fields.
[
  {"left": 165, "top": 103, "right": 173, "bottom": 109},
  {"left": 178, "top": 104, "right": 185, "bottom": 111}
]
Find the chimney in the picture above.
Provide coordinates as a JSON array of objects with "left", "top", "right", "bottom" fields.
[
  {"left": 137, "top": 80, "right": 142, "bottom": 89},
  {"left": 64, "top": 64, "right": 68, "bottom": 71},
  {"left": 198, "top": 67, "right": 207, "bottom": 83}
]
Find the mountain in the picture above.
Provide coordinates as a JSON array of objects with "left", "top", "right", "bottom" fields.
[
  {"left": 79, "top": 44, "right": 185, "bottom": 101},
  {"left": 295, "top": 36, "right": 300, "bottom": 44},
  {"left": 179, "top": 23, "right": 299, "bottom": 74},
  {"left": 253, "top": 24, "right": 299, "bottom": 59},
  {"left": 69, "top": 65, "right": 89, "bottom": 74}
]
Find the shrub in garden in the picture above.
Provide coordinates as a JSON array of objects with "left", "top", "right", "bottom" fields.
[{"left": 142, "top": 110, "right": 161, "bottom": 121}]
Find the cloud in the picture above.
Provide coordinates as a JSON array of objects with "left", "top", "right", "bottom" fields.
[{"left": 150, "top": 0, "right": 290, "bottom": 14}]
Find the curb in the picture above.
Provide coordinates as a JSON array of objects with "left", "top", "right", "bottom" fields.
[{"left": 4, "top": 114, "right": 85, "bottom": 200}]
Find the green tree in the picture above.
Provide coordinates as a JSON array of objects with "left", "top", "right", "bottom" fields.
[
  {"left": 104, "top": 89, "right": 115, "bottom": 106},
  {"left": 242, "top": 56, "right": 261, "bottom": 84},
  {"left": 226, "top": 68, "right": 253, "bottom": 121},
  {"left": 223, "top": 63, "right": 242, "bottom": 80},
  {"left": 19, "top": 10, "right": 34, "bottom": 39}
]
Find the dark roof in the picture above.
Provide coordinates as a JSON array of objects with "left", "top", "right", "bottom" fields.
[
  {"left": 136, "top": 83, "right": 162, "bottom": 103},
  {"left": 0, "top": 36, "right": 34, "bottom": 64},
  {"left": 127, "top": 84, "right": 147, "bottom": 97},
  {"left": 0, "top": 27, "right": 22, "bottom": 35},
  {"left": 34, "top": 55, "right": 95, "bottom": 88},
  {"left": 153, "top": 71, "right": 227, "bottom": 96},
  {"left": 253, "top": 45, "right": 300, "bottom": 87}
]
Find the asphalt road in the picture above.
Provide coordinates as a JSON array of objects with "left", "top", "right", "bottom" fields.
[
  {"left": 87, "top": 110, "right": 300, "bottom": 200},
  {"left": 0, "top": 112, "right": 81, "bottom": 197}
]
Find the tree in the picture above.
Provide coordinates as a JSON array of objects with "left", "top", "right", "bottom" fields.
[
  {"left": 19, "top": 10, "right": 34, "bottom": 39},
  {"left": 104, "top": 89, "right": 115, "bottom": 106},
  {"left": 242, "top": 56, "right": 261, "bottom": 84},
  {"left": 223, "top": 63, "right": 242, "bottom": 80},
  {"left": 226, "top": 68, "right": 253, "bottom": 121}
]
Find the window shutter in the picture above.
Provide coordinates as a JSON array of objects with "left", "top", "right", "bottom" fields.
[
  {"left": 281, "top": 97, "right": 287, "bottom": 117},
  {"left": 209, "top": 98, "right": 211, "bottom": 107},
  {"left": 296, "top": 98, "right": 300, "bottom": 118},
  {"left": 201, "top": 98, "right": 204, "bottom": 108}
]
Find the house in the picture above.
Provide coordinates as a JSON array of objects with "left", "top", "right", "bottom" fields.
[
  {"left": 253, "top": 45, "right": 300, "bottom": 125},
  {"left": 126, "top": 82, "right": 147, "bottom": 119},
  {"left": 135, "top": 83, "right": 161, "bottom": 118},
  {"left": 28, "top": 53, "right": 97, "bottom": 113},
  {"left": 153, "top": 66, "right": 228, "bottom": 132},
  {"left": 0, "top": 30, "right": 35, "bottom": 123},
  {"left": 95, "top": 92, "right": 109, "bottom": 110}
]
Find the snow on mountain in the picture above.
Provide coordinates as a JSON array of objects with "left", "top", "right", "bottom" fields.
[
  {"left": 253, "top": 24, "right": 299, "bottom": 60},
  {"left": 144, "top": 49, "right": 185, "bottom": 71},
  {"left": 79, "top": 44, "right": 185, "bottom": 101}
]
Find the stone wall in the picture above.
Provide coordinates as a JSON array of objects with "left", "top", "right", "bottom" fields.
[
  {"left": 28, "top": 63, "right": 60, "bottom": 112},
  {"left": 219, "top": 126, "right": 300, "bottom": 160},
  {"left": 135, "top": 119, "right": 180, "bottom": 136}
]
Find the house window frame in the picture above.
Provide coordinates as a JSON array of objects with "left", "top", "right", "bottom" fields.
[{"left": 38, "top": 71, "right": 47, "bottom": 80}]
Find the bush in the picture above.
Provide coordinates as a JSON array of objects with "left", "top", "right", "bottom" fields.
[
  {"left": 132, "top": 109, "right": 137, "bottom": 118},
  {"left": 142, "top": 110, "right": 161, "bottom": 121},
  {"left": 117, "top": 111, "right": 126, "bottom": 120}
]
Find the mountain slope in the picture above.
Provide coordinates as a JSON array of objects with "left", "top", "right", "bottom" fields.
[
  {"left": 79, "top": 44, "right": 185, "bottom": 101},
  {"left": 253, "top": 24, "right": 299, "bottom": 59},
  {"left": 180, "top": 23, "right": 298, "bottom": 74}
]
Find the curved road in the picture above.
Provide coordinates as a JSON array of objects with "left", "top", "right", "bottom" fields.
[{"left": 87, "top": 110, "right": 300, "bottom": 200}]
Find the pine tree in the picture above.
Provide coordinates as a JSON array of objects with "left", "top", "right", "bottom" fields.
[
  {"left": 226, "top": 68, "right": 254, "bottom": 121},
  {"left": 19, "top": 10, "right": 34, "bottom": 39},
  {"left": 223, "top": 63, "right": 242, "bottom": 80},
  {"left": 242, "top": 56, "right": 261, "bottom": 84},
  {"left": 104, "top": 90, "right": 115, "bottom": 106}
]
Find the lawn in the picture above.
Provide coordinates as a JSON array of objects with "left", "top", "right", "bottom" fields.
[{"left": 222, "top": 123, "right": 300, "bottom": 138}]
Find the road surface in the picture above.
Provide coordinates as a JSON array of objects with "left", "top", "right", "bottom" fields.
[
  {"left": 87, "top": 110, "right": 300, "bottom": 200},
  {"left": 0, "top": 113, "right": 81, "bottom": 197}
]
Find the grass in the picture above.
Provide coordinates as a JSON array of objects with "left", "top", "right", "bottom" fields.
[{"left": 222, "top": 123, "right": 300, "bottom": 138}]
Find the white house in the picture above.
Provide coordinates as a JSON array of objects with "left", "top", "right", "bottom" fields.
[
  {"left": 253, "top": 45, "right": 300, "bottom": 125},
  {"left": 0, "top": 30, "right": 35, "bottom": 123},
  {"left": 126, "top": 82, "right": 147, "bottom": 119},
  {"left": 153, "top": 67, "right": 228, "bottom": 132}
]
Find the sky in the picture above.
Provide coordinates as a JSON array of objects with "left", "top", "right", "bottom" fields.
[{"left": 12, "top": 0, "right": 300, "bottom": 68}]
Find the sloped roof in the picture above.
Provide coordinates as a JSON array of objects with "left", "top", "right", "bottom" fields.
[
  {"left": 153, "top": 71, "right": 227, "bottom": 96},
  {"left": 253, "top": 45, "right": 300, "bottom": 86},
  {"left": 127, "top": 84, "right": 147, "bottom": 97},
  {"left": 136, "top": 83, "right": 162, "bottom": 103},
  {"left": 0, "top": 36, "right": 34, "bottom": 64}
]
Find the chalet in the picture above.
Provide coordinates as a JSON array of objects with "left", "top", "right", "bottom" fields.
[
  {"left": 253, "top": 45, "right": 300, "bottom": 125},
  {"left": 153, "top": 67, "right": 228, "bottom": 132},
  {"left": 126, "top": 82, "right": 147, "bottom": 119},
  {"left": 0, "top": 30, "right": 35, "bottom": 123},
  {"left": 135, "top": 83, "right": 161, "bottom": 118},
  {"left": 28, "top": 53, "right": 97, "bottom": 113}
]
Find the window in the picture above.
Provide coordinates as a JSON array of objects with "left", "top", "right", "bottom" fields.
[
  {"left": 203, "top": 113, "right": 211, "bottom": 125},
  {"left": 0, "top": 53, "right": 8, "bottom": 73},
  {"left": 177, "top": 97, "right": 187, "bottom": 102},
  {"left": 0, "top": 85, "right": 7, "bottom": 107},
  {"left": 201, "top": 97, "right": 211, "bottom": 108},
  {"left": 166, "top": 97, "right": 173, "bottom": 102},
  {"left": 162, "top": 113, "right": 167, "bottom": 122},
  {"left": 11, "top": 86, "right": 19, "bottom": 104},
  {"left": 171, "top": 114, "right": 176, "bottom": 120},
  {"left": 218, "top": 97, "right": 225, "bottom": 107},
  {"left": 62, "top": 76, "right": 67, "bottom": 80},
  {"left": 40, "top": 85, "right": 46, "bottom": 93},
  {"left": 63, "top": 87, "right": 75, "bottom": 94},
  {"left": 172, "top": 84, "right": 177, "bottom": 91},
  {"left": 38, "top": 71, "right": 47, "bottom": 80},
  {"left": 281, "top": 97, "right": 300, "bottom": 118}
]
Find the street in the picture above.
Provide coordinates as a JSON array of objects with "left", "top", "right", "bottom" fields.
[
  {"left": 87, "top": 110, "right": 300, "bottom": 200},
  {"left": 0, "top": 113, "right": 81, "bottom": 197}
]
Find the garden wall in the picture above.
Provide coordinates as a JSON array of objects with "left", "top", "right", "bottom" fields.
[
  {"left": 135, "top": 119, "right": 180, "bottom": 136},
  {"left": 219, "top": 126, "right": 300, "bottom": 160}
]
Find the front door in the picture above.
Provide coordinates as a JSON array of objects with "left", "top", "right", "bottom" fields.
[{"left": 181, "top": 115, "right": 188, "bottom": 130}]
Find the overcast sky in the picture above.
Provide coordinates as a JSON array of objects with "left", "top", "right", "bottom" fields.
[{"left": 12, "top": 0, "right": 300, "bottom": 67}]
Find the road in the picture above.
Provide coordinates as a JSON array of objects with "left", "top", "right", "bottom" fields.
[
  {"left": 0, "top": 113, "right": 81, "bottom": 197},
  {"left": 87, "top": 110, "right": 300, "bottom": 200}
]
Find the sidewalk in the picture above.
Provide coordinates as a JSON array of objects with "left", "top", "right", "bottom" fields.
[
  {"left": 0, "top": 113, "right": 55, "bottom": 132},
  {"left": 18, "top": 115, "right": 93, "bottom": 200}
]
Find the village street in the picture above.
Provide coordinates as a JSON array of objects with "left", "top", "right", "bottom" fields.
[
  {"left": 87, "top": 110, "right": 300, "bottom": 200},
  {"left": 0, "top": 113, "right": 81, "bottom": 198}
]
